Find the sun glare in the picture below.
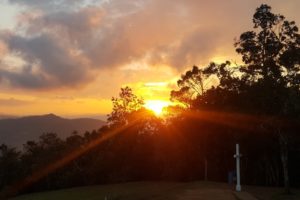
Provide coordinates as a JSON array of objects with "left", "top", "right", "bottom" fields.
[{"left": 144, "top": 100, "right": 170, "bottom": 116}]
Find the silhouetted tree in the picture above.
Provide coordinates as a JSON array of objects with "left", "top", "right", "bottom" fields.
[
  {"left": 107, "top": 86, "right": 144, "bottom": 126},
  {"left": 234, "top": 4, "right": 300, "bottom": 193},
  {"left": 170, "top": 4, "right": 300, "bottom": 192},
  {"left": 0, "top": 144, "right": 21, "bottom": 189},
  {"left": 171, "top": 66, "right": 208, "bottom": 107}
]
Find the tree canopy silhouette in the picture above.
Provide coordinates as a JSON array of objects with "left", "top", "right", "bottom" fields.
[
  {"left": 171, "top": 4, "right": 300, "bottom": 193},
  {"left": 107, "top": 86, "right": 144, "bottom": 126}
]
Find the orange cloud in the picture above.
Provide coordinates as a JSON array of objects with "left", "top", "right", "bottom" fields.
[
  {"left": 1, "top": 0, "right": 300, "bottom": 90},
  {"left": 0, "top": 0, "right": 300, "bottom": 116}
]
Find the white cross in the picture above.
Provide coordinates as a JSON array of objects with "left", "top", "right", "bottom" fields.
[{"left": 234, "top": 143, "right": 242, "bottom": 192}]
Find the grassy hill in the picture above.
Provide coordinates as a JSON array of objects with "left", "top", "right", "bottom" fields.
[{"left": 9, "top": 182, "right": 300, "bottom": 200}]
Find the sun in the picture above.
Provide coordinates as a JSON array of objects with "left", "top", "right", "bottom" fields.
[{"left": 144, "top": 100, "right": 170, "bottom": 116}]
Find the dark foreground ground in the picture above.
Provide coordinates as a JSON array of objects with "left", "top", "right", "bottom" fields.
[{"left": 9, "top": 181, "right": 300, "bottom": 200}]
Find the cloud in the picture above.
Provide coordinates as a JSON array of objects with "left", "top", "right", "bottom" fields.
[
  {"left": 0, "top": 0, "right": 300, "bottom": 90},
  {"left": 146, "top": 28, "right": 222, "bottom": 70},
  {"left": 0, "top": 32, "right": 92, "bottom": 89},
  {"left": 0, "top": 97, "right": 32, "bottom": 106},
  {"left": 8, "top": 0, "right": 98, "bottom": 11}
]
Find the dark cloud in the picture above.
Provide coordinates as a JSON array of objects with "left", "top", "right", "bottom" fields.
[
  {"left": 8, "top": 0, "right": 98, "bottom": 11},
  {"left": 0, "top": 0, "right": 300, "bottom": 90},
  {"left": 0, "top": 32, "right": 92, "bottom": 89}
]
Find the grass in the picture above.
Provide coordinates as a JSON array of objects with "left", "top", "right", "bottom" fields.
[
  {"left": 9, "top": 181, "right": 300, "bottom": 200},
  {"left": 244, "top": 185, "right": 300, "bottom": 200},
  {"left": 9, "top": 182, "right": 190, "bottom": 200}
]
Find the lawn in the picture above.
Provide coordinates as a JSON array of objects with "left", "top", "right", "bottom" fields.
[
  {"left": 9, "top": 182, "right": 190, "bottom": 200},
  {"left": 9, "top": 181, "right": 300, "bottom": 200},
  {"left": 245, "top": 185, "right": 300, "bottom": 200}
]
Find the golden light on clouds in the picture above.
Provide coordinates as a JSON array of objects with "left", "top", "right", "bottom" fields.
[
  {"left": 144, "top": 82, "right": 168, "bottom": 87},
  {"left": 0, "top": 92, "right": 111, "bottom": 118},
  {"left": 0, "top": 0, "right": 299, "bottom": 118}
]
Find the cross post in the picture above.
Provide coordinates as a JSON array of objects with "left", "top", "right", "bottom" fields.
[{"left": 234, "top": 143, "right": 242, "bottom": 192}]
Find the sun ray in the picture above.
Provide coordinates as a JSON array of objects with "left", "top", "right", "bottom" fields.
[{"left": 8, "top": 119, "right": 140, "bottom": 196}]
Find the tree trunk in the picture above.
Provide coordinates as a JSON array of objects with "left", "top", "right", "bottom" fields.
[
  {"left": 204, "top": 157, "right": 208, "bottom": 181},
  {"left": 279, "top": 133, "right": 290, "bottom": 194}
]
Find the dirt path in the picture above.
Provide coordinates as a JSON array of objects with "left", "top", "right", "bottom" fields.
[{"left": 176, "top": 188, "right": 258, "bottom": 200}]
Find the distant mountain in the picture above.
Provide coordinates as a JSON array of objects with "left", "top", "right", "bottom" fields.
[
  {"left": 0, "top": 114, "right": 106, "bottom": 149},
  {"left": 0, "top": 114, "right": 18, "bottom": 119}
]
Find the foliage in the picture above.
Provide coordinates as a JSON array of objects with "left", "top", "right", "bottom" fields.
[
  {"left": 107, "top": 86, "right": 144, "bottom": 126},
  {"left": 170, "top": 4, "right": 300, "bottom": 193},
  {"left": 235, "top": 4, "right": 300, "bottom": 89},
  {"left": 0, "top": 145, "right": 21, "bottom": 189},
  {"left": 170, "top": 66, "right": 208, "bottom": 107}
]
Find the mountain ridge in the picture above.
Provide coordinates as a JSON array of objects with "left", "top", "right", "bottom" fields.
[{"left": 0, "top": 113, "right": 106, "bottom": 149}]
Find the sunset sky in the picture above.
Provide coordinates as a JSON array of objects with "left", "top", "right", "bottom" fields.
[{"left": 0, "top": 0, "right": 299, "bottom": 119}]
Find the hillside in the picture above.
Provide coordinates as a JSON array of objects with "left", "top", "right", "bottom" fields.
[
  {"left": 0, "top": 114, "right": 17, "bottom": 119},
  {"left": 0, "top": 114, "right": 106, "bottom": 149}
]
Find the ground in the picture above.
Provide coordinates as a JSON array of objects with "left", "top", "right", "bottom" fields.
[{"left": 9, "top": 182, "right": 300, "bottom": 200}]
